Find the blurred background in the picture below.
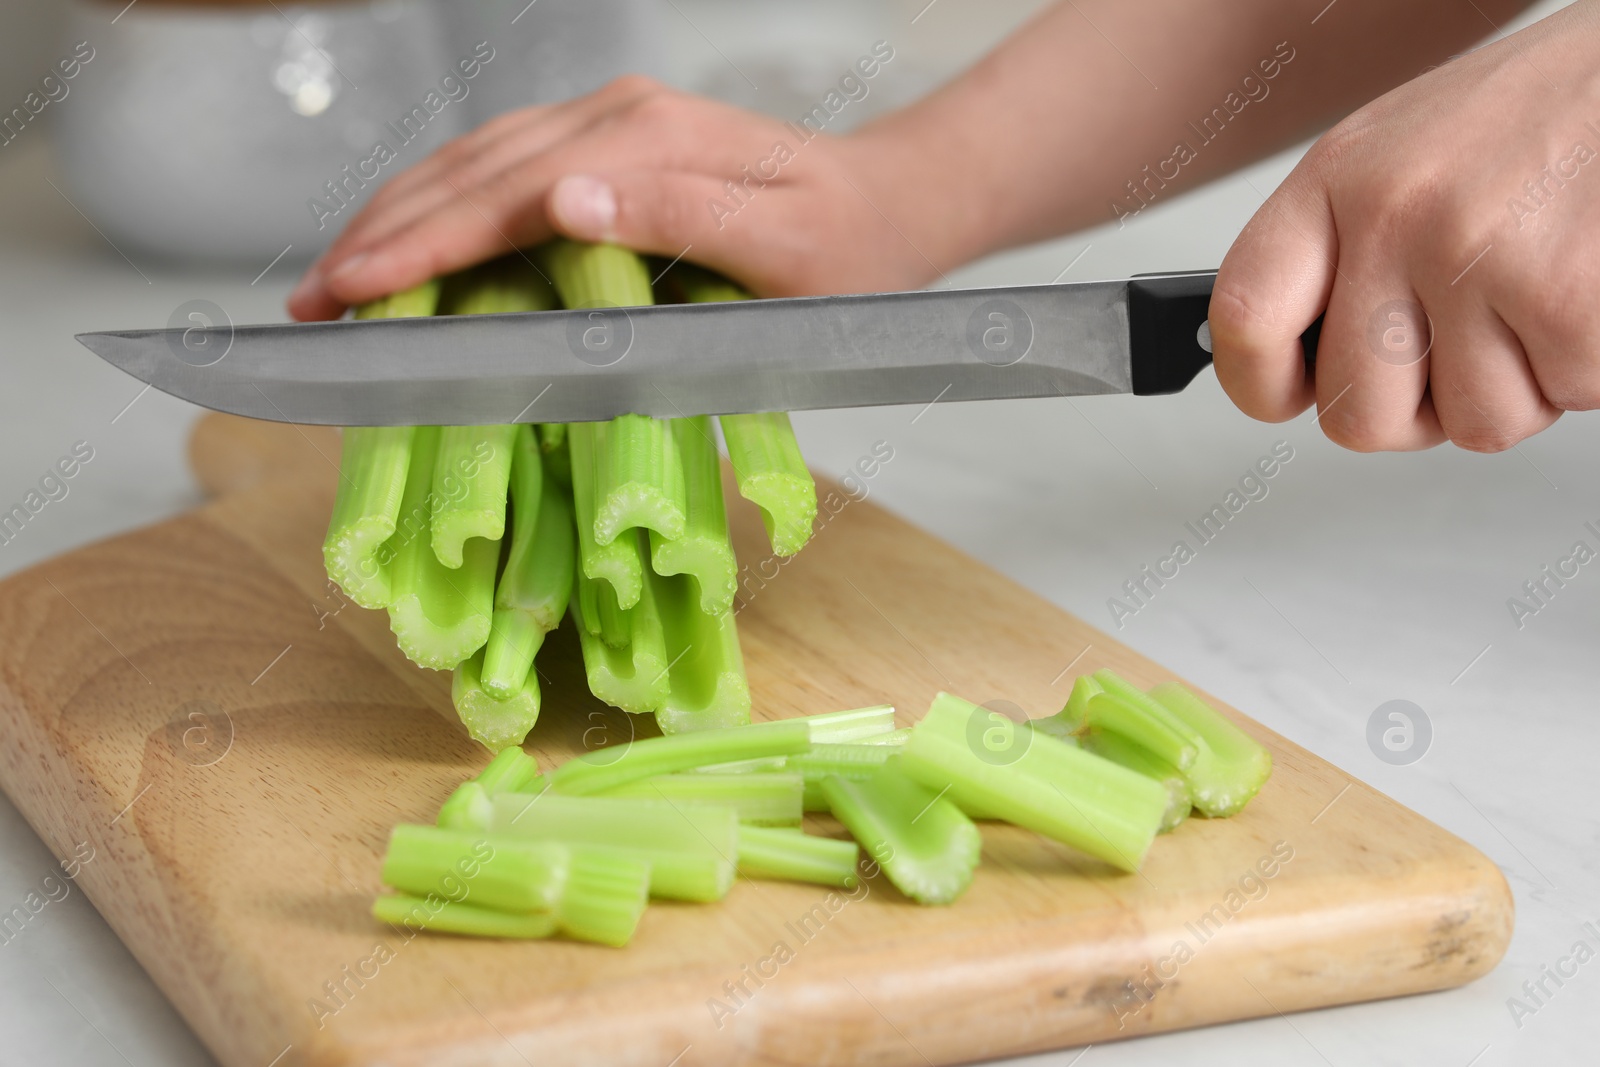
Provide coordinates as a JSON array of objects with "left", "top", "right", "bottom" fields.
[{"left": 0, "top": 2, "right": 1593, "bottom": 1066}]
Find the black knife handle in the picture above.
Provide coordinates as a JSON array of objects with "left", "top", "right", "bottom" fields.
[{"left": 1129, "top": 270, "right": 1322, "bottom": 395}]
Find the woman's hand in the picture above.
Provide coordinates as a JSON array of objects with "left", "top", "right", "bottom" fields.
[
  {"left": 287, "top": 76, "right": 942, "bottom": 321},
  {"left": 1211, "top": 1, "right": 1600, "bottom": 453}
]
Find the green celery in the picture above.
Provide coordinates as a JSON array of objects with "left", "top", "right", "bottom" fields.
[
  {"left": 720, "top": 412, "right": 818, "bottom": 557},
  {"left": 452, "top": 650, "right": 540, "bottom": 751},
  {"left": 373, "top": 894, "right": 557, "bottom": 940},
  {"left": 858, "top": 727, "right": 911, "bottom": 746},
  {"left": 659, "top": 261, "right": 749, "bottom": 305},
  {"left": 593, "top": 413, "right": 687, "bottom": 545},
  {"left": 490, "top": 792, "right": 736, "bottom": 902},
  {"left": 571, "top": 552, "right": 670, "bottom": 715},
  {"left": 385, "top": 426, "right": 497, "bottom": 669},
  {"left": 648, "top": 566, "right": 752, "bottom": 734},
  {"left": 803, "top": 705, "right": 897, "bottom": 744},
  {"left": 355, "top": 280, "right": 441, "bottom": 320},
  {"left": 541, "top": 425, "right": 572, "bottom": 490},
  {"left": 476, "top": 746, "right": 541, "bottom": 793},
  {"left": 1084, "top": 670, "right": 1202, "bottom": 772},
  {"left": 556, "top": 847, "right": 651, "bottom": 947},
  {"left": 648, "top": 417, "right": 737, "bottom": 615},
  {"left": 537, "top": 423, "right": 567, "bottom": 454},
  {"left": 789, "top": 742, "right": 896, "bottom": 812},
  {"left": 539, "top": 239, "right": 654, "bottom": 309},
  {"left": 438, "top": 781, "right": 492, "bottom": 832},
  {"left": 898, "top": 692, "right": 1168, "bottom": 873},
  {"left": 1078, "top": 729, "right": 1192, "bottom": 833},
  {"left": 598, "top": 771, "right": 803, "bottom": 826},
  {"left": 1148, "top": 682, "right": 1273, "bottom": 817},
  {"left": 568, "top": 421, "right": 643, "bottom": 610},
  {"left": 737, "top": 825, "right": 860, "bottom": 887},
  {"left": 547, "top": 719, "right": 811, "bottom": 796},
  {"left": 323, "top": 427, "right": 415, "bottom": 609},
  {"left": 380, "top": 824, "right": 566, "bottom": 913},
  {"left": 821, "top": 762, "right": 981, "bottom": 906},
  {"left": 1028, "top": 674, "right": 1104, "bottom": 741}
]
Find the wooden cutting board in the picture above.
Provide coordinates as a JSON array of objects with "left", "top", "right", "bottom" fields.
[{"left": 0, "top": 413, "right": 1511, "bottom": 1067}]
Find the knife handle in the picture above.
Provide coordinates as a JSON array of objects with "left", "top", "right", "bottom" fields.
[{"left": 1128, "top": 270, "right": 1322, "bottom": 395}]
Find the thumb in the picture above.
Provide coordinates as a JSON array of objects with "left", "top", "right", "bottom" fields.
[
  {"left": 1210, "top": 168, "right": 1335, "bottom": 423},
  {"left": 547, "top": 171, "right": 771, "bottom": 287}
]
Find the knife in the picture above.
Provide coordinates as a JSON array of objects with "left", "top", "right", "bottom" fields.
[{"left": 75, "top": 269, "right": 1320, "bottom": 426}]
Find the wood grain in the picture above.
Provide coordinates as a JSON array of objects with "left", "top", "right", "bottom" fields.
[{"left": 0, "top": 414, "right": 1512, "bottom": 1067}]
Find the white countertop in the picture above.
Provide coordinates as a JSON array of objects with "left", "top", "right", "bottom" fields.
[{"left": 1, "top": 3, "right": 1596, "bottom": 1063}]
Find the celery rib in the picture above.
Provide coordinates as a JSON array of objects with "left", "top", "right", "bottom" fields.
[
  {"left": 1084, "top": 670, "right": 1202, "bottom": 772},
  {"left": 385, "top": 426, "right": 497, "bottom": 670},
  {"left": 648, "top": 417, "right": 738, "bottom": 615},
  {"left": 1077, "top": 729, "right": 1192, "bottom": 834},
  {"left": 720, "top": 412, "right": 818, "bottom": 557},
  {"left": 598, "top": 771, "right": 803, "bottom": 826},
  {"left": 789, "top": 742, "right": 897, "bottom": 812},
  {"left": 1148, "top": 682, "right": 1273, "bottom": 817},
  {"left": 452, "top": 649, "right": 541, "bottom": 752},
  {"left": 593, "top": 413, "right": 687, "bottom": 544},
  {"left": 373, "top": 894, "right": 557, "bottom": 940},
  {"left": 323, "top": 427, "right": 415, "bottom": 609},
  {"left": 547, "top": 719, "right": 811, "bottom": 796},
  {"left": 737, "top": 825, "right": 860, "bottom": 887},
  {"left": 557, "top": 848, "right": 651, "bottom": 947},
  {"left": 898, "top": 692, "right": 1168, "bottom": 873},
  {"left": 381, "top": 824, "right": 567, "bottom": 914},
  {"left": 569, "top": 421, "right": 643, "bottom": 611},
  {"left": 648, "top": 566, "right": 752, "bottom": 734},
  {"left": 822, "top": 761, "right": 981, "bottom": 906},
  {"left": 571, "top": 543, "right": 670, "bottom": 715}
]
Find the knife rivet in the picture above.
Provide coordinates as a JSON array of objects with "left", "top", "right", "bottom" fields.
[{"left": 1196, "top": 320, "right": 1213, "bottom": 354}]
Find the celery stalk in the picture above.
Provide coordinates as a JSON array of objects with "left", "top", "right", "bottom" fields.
[
  {"left": 539, "top": 239, "right": 654, "bottom": 310},
  {"left": 648, "top": 417, "right": 737, "bottom": 615},
  {"left": 593, "top": 413, "right": 687, "bottom": 544},
  {"left": 720, "top": 412, "right": 818, "bottom": 557},
  {"left": 737, "top": 825, "right": 860, "bottom": 887},
  {"left": 490, "top": 792, "right": 737, "bottom": 902},
  {"left": 571, "top": 551, "right": 670, "bottom": 715},
  {"left": 452, "top": 649, "right": 540, "bottom": 751},
  {"left": 1148, "top": 682, "right": 1273, "bottom": 817},
  {"left": 568, "top": 421, "right": 643, "bottom": 610},
  {"left": 476, "top": 746, "right": 541, "bottom": 794},
  {"left": 557, "top": 848, "right": 651, "bottom": 947},
  {"left": 373, "top": 894, "right": 557, "bottom": 940},
  {"left": 598, "top": 771, "right": 803, "bottom": 826},
  {"left": 648, "top": 567, "right": 752, "bottom": 734},
  {"left": 386, "top": 427, "right": 497, "bottom": 669},
  {"left": 380, "top": 825, "right": 567, "bottom": 913},
  {"left": 859, "top": 727, "right": 912, "bottom": 746},
  {"left": 541, "top": 425, "right": 572, "bottom": 490},
  {"left": 1078, "top": 729, "right": 1192, "bottom": 833},
  {"left": 355, "top": 280, "right": 441, "bottom": 321},
  {"left": 537, "top": 423, "right": 567, "bottom": 454},
  {"left": 898, "top": 692, "right": 1168, "bottom": 873},
  {"left": 323, "top": 426, "right": 415, "bottom": 609},
  {"left": 821, "top": 762, "right": 981, "bottom": 906},
  {"left": 1084, "top": 670, "right": 1202, "bottom": 772},
  {"left": 803, "top": 705, "right": 897, "bottom": 744},
  {"left": 547, "top": 719, "right": 811, "bottom": 796},
  {"left": 438, "top": 782, "right": 492, "bottom": 832},
  {"left": 790, "top": 742, "right": 896, "bottom": 810},
  {"left": 1029, "top": 674, "right": 1104, "bottom": 741}
]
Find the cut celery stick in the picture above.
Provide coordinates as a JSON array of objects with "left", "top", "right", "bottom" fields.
[
  {"left": 476, "top": 746, "right": 541, "bottom": 794},
  {"left": 439, "top": 257, "right": 557, "bottom": 317},
  {"left": 380, "top": 825, "right": 567, "bottom": 913},
  {"left": 593, "top": 413, "right": 687, "bottom": 544},
  {"left": 1084, "top": 670, "right": 1202, "bottom": 772},
  {"left": 490, "top": 792, "right": 737, "bottom": 902},
  {"left": 385, "top": 427, "right": 497, "bottom": 669},
  {"left": 438, "top": 782, "right": 492, "bottom": 832},
  {"left": 898, "top": 692, "right": 1168, "bottom": 873},
  {"left": 548, "top": 719, "right": 811, "bottom": 796},
  {"left": 599, "top": 771, "right": 803, "bottom": 826},
  {"left": 803, "top": 705, "right": 897, "bottom": 744},
  {"left": 737, "top": 825, "right": 860, "bottom": 887},
  {"left": 481, "top": 427, "right": 573, "bottom": 698},
  {"left": 452, "top": 650, "right": 540, "bottom": 751},
  {"left": 822, "top": 762, "right": 981, "bottom": 906},
  {"left": 355, "top": 280, "right": 441, "bottom": 321},
  {"left": 557, "top": 847, "right": 651, "bottom": 947},
  {"left": 689, "top": 756, "right": 791, "bottom": 776},
  {"left": 539, "top": 239, "right": 654, "bottom": 309},
  {"left": 571, "top": 551, "right": 670, "bottom": 715},
  {"left": 1079, "top": 729, "right": 1192, "bottom": 833},
  {"left": 661, "top": 262, "right": 750, "bottom": 305},
  {"left": 537, "top": 423, "right": 567, "bottom": 454},
  {"left": 373, "top": 894, "right": 557, "bottom": 940},
  {"left": 648, "top": 566, "right": 752, "bottom": 734},
  {"left": 431, "top": 423, "right": 518, "bottom": 569},
  {"left": 648, "top": 417, "right": 737, "bottom": 615},
  {"left": 568, "top": 421, "right": 643, "bottom": 610},
  {"left": 791, "top": 743, "right": 896, "bottom": 812},
  {"left": 1028, "top": 674, "right": 1104, "bottom": 741},
  {"left": 720, "top": 412, "right": 818, "bottom": 557},
  {"left": 594, "top": 577, "right": 633, "bottom": 649},
  {"left": 1148, "top": 682, "right": 1273, "bottom": 817},
  {"left": 858, "top": 727, "right": 911, "bottom": 746},
  {"left": 323, "top": 426, "right": 415, "bottom": 610}
]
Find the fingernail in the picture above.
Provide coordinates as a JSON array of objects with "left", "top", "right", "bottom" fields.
[
  {"left": 327, "top": 251, "right": 370, "bottom": 283},
  {"left": 551, "top": 175, "right": 617, "bottom": 240}
]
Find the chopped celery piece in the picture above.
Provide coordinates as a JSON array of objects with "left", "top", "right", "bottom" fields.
[
  {"left": 572, "top": 551, "right": 670, "bottom": 715},
  {"left": 1148, "top": 682, "right": 1273, "bottom": 817},
  {"left": 790, "top": 743, "right": 896, "bottom": 812},
  {"left": 1084, "top": 670, "right": 1202, "bottom": 772},
  {"left": 323, "top": 426, "right": 415, "bottom": 610},
  {"left": 1079, "top": 729, "right": 1192, "bottom": 834},
  {"left": 898, "top": 692, "right": 1168, "bottom": 873},
  {"left": 803, "top": 705, "right": 897, "bottom": 744},
  {"left": 482, "top": 427, "right": 573, "bottom": 698},
  {"left": 373, "top": 894, "right": 557, "bottom": 940},
  {"left": 354, "top": 279, "right": 440, "bottom": 320},
  {"left": 720, "top": 412, "right": 818, "bottom": 557},
  {"left": 648, "top": 417, "right": 737, "bottom": 615},
  {"left": 548, "top": 719, "right": 811, "bottom": 796},
  {"left": 475, "top": 746, "right": 541, "bottom": 794},
  {"left": 593, "top": 413, "right": 687, "bottom": 544},
  {"left": 386, "top": 427, "right": 497, "bottom": 670},
  {"left": 689, "top": 756, "right": 791, "bottom": 776},
  {"left": 539, "top": 238, "right": 654, "bottom": 309},
  {"left": 537, "top": 423, "right": 567, "bottom": 454},
  {"left": 490, "top": 792, "right": 736, "bottom": 902},
  {"left": 661, "top": 261, "right": 751, "bottom": 305},
  {"left": 452, "top": 650, "right": 540, "bottom": 751},
  {"left": 822, "top": 762, "right": 980, "bottom": 906},
  {"left": 737, "top": 825, "right": 860, "bottom": 887},
  {"left": 438, "top": 781, "right": 492, "bottom": 832},
  {"left": 593, "top": 577, "right": 633, "bottom": 650},
  {"left": 380, "top": 824, "right": 566, "bottom": 913},
  {"left": 648, "top": 567, "right": 752, "bottom": 734},
  {"left": 599, "top": 771, "right": 803, "bottom": 826},
  {"left": 430, "top": 423, "right": 518, "bottom": 569},
  {"left": 439, "top": 257, "right": 557, "bottom": 317},
  {"left": 557, "top": 847, "right": 651, "bottom": 947},
  {"left": 569, "top": 421, "right": 643, "bottom": 610},
  {"left": 1029, "top": 674, "right": 1104, "bottom": 741},
  {"left": 859, "top": 727, "right": 911, "bottom": 746}
]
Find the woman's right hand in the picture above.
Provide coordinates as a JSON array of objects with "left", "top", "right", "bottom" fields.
[{"left": 287, "top": 76, "right": 944, "bottom": 321}]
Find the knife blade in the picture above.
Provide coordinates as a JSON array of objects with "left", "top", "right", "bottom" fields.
[{"left": 74, "top": 270, "right": 1318, "bottom": 426}]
